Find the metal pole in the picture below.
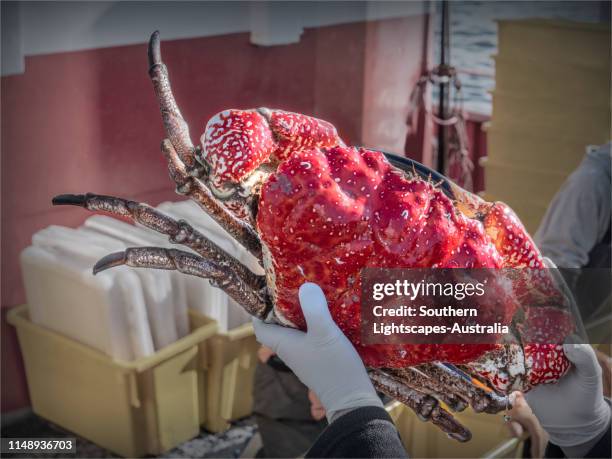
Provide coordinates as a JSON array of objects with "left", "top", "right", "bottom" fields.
[{"left": 436, "top": 0, "right": 450, "bottom": 174}]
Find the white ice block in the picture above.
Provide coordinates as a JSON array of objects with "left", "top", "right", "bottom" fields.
[
  {"left": 21, "top": 242, "right": 154, "bottom": 361},
  {"left": 80, "top": 216, "right": 189, "bottom": 343},
  {"left": 34, "top": 225, "right": 180, "bottom": 349},
  {"left": 30, "top": 226, "right": 158, "bottom": 356}
]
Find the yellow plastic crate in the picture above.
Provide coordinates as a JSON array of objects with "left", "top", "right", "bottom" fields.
[
  {"left": 489, "top": 90, "right": 610, "bottom": 143},
  {"left": 486, "top": 126, "right": 588, "bottom": 175},
  {"left": 386, "top": 401, "right": 522, "bottom": 458},
  {"left": 8, "top": 305, "right": 217, "bottom": 457},
  {"left": 484, "top": 161, "right": 568, "bottom": 207},
  {"left": 492, "top": 54, "right": 609, "bottom": 109},
  {"left": 497, "top": 19, "right": 610, "bottom": 69},
  {"left": 198, "top": 322, "right": 259, "bottom": 432}
]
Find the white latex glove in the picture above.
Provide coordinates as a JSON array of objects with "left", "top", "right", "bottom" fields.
[
  {"left": 525, "top": 342, "right": 611, "bottom": 457},
  {"left": 252, "top": 283, "right": 383, "bottom": 422}
]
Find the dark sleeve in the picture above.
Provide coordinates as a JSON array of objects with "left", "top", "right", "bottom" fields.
[
  {"left": 582, "top": 426, "right": 611, "bottom": 459},
  {"left": 545, "top": 421, "right": 611, "bottom": 459},
  {"left": 305, "top": 406, "right": 408, "bottom": 458}
]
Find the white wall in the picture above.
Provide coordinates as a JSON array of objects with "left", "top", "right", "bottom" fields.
[{"left": 1, "top": 1, "right": 427, "bottom": 76}]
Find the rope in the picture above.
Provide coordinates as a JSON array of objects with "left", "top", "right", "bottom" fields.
[{"left": 406, "top": 66, "right": 475, "bottom": 190}]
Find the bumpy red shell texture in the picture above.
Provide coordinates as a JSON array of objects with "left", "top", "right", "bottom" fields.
[
  {"left": 471, "top": 343, "right": 571, "bottom": 391},
  {"left": 256, "top": 145, "right": 571, "bottom": 383},
  {"left": 199, "top": 109, "right": 571, "bottom": 389},
  {"left": 202, "top": 110, "right": 276, "bottom": 185},
  {"left": 201, "top": 109, "right": 339, "bottom": 185},
  {"left": 258, "top": 146, "right": 506, "bottom": 367}
]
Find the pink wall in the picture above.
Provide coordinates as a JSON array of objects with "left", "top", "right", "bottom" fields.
[
  {"left": 1, "top": 16, "right": 431, "bottom": 412},
  {"left": 362, "top": 17, "right": 431, "bottom": 155}
]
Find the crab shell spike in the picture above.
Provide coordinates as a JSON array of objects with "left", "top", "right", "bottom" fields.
[
  {"left": 384, "top": 153, "right": 456, "bottom": 200},
  {"left": 443, "top": 188, "right": 549, "bottom": 271}
]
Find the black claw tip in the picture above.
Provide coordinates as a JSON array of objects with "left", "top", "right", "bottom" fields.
[
  {"left": 449, "top": 429, "right": 472, "bottom": 442},
  {"left": 52, "top": 194, "right": 87, "bottom": 207},
  {"left": 93, "top": 251, "right": 127, "bottom": 275},
  {"left": 148, "top": 30, "right": 161, "bottom": 67}
]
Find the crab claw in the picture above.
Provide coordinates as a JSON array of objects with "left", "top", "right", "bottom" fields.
[
  {"left": 52, "top": 194, "right": 87, "bottom": 207},
  {"left": 370, "top": 369, "right": 472, "bottom": 442},
  {"left": 93, "top": 251, "right": 127, "bottom": 274},
  {"left": 52, "top": 193, "right": 134, "bottom": 219},
  {"left": 92, "top": 247, "right": 270, "bottom": 318},
  {"left": 147, "top": 31, "right": 197, "bottom": 170},
  {"left": 148, "top": 30, "right": 162, "bottom": 68}
]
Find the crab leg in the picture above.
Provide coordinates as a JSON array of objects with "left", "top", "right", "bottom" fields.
[
  {"left": 369, "top": 369, "right": 472, "bottom": 442},
  {"left": 148, "top": 30, "right": 200, "bottom": 173},
  {"left": 94, "top": 247, "right": 270, "bottom": 319},
  {"left": 149, "top": 31, "right": 262, "bottom": 259},
  {"left": 92, "top": 242, "right": 471, "bottom": 440},
  {"left": 162, "top": 139, "right": 262, "bottom": 261},
  {"left": 428, "top": 363, "right": 509, "bottom": 413},
  {"left": 385, "top": 367, "right": 468, "bottom": 413},
  {"left": 52, "top": 193, "right": 265, "bottom": 290},
  {"left": 388, "top": 364, "right": 509, "bottom": 414}
]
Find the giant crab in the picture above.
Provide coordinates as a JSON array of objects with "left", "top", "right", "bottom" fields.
[{"left": 52, "top": 32, "right": 575, "bottom": 441}]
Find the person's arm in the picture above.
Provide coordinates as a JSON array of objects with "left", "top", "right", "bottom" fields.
[
  {"left": 252, "top": 283, "right": 408, "bottom": 458},
  {"left": 524, "top": 258, "right": 611, "bottom": 458},
  {"left": 306, "top": 406, "right": 408, "bottom": 458},
  {"left": 534, "top": 147, "right": 611, "bottom": 270}
]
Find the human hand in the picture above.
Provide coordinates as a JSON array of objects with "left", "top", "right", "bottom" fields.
[
  {"left": 525, "top": 342, "right": 611, "bottom": 457},
  {"left": 309, "top": 390, "right": 326, "bottom": 421},
  {"left": 507, "top": 391, "right": 548, "bottom": 458},
  {"left": 594, "top": 348, "right": 612, "bottom": 398},
  {"left": 252, "top": 282, "right": 383, "bottom": 422},
  {"left": 257, "top": 345, "right": 275, "bottom": 364}
]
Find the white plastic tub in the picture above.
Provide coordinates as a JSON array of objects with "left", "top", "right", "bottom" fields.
[{"left": 21, "top": 229, "right": 154, "bottom": 360}]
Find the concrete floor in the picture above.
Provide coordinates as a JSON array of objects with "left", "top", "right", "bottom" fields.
[{"left": 1, "top": 413, "right": 258, "bottom": 458}]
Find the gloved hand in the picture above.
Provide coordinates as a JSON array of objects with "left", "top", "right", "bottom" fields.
[
  {"left": 525, "top": 341, "right": 611, "bottom": 457},
  {"left": 252, "top": 282, "right": 383, "bottom": 422},
  {"left": 524, "top": 258, "right": 611, "bottom": 456}
]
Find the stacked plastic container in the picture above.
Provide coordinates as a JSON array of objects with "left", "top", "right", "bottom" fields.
[
  {"left": 155, "top": 200, "right": 262, "bottom": 433},
  {"left": 10, "top": 199, "right": 263, "bottom": 456},
  {"left": 484, "top": 19, "right": 610, "bottom": 233}
]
